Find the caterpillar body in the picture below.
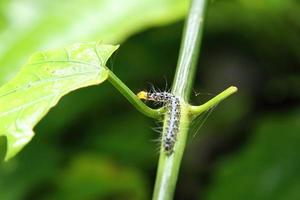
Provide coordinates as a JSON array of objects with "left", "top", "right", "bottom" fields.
[{"left": 138, "top": 91, "right": 181, "bottom": 155}]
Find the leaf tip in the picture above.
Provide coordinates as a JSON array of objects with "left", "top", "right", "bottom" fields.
[{"left": 2, "top": 130, "right": 34, "bottom": 161}]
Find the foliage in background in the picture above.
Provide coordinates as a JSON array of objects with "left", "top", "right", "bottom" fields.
[
  {"left": 0, "top": 0, "right": 299, "bottom": 199},
  {"left": 206, "top": 110, "right": 300, "bottom": 200},
  {"left": 0, "top": 0, "right": 188, "bottom": 85}
]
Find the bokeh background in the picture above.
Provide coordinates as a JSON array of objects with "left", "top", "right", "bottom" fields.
[{"left": 0, "top": 0, "right": 300, "bottom": 199}]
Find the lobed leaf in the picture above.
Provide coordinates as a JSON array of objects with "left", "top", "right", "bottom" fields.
[{"left": 0, "top": 42, "right": 118, "bottom": 160}]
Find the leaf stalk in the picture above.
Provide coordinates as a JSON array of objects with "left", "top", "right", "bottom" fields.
[
  {"left": 107, "top": 71, "right": 163, "bottom": 119},
  {"left": 190, "top": 86, "right": 238, "bottom": 116}
]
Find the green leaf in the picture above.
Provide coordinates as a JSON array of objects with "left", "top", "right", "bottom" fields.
[
  {"left": 0, "top": 0, "right": 188, "bottom": 85},
  {"left": 0, "top": 42, "right": 118, "bottom": 160},
  {"left": 206, "top": 110, "right": 300, "bottom": 200}
]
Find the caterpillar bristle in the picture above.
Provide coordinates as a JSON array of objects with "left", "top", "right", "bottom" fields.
[
  {"left": 151, "top": 127, "right": 163, "bottom": 134},
  {"left": 138, "top": 90, "right": 181, "bottom": 155}
]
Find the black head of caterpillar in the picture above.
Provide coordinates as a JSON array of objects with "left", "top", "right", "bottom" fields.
[{"left": 138, "top": 91, "right": 181, "bottom": 155}]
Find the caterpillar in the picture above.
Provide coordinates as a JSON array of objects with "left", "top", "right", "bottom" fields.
[{"left": 138, "top": 91, "right": 181, "bottom": 155}]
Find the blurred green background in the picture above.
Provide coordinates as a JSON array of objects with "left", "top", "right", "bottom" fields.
[{"left": 0, "top": 0, "right": 299, "bottom": 199}]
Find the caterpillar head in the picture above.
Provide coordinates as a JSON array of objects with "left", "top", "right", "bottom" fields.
[{"left": 137, "top": 91, "right": 148, "bottom": 100}]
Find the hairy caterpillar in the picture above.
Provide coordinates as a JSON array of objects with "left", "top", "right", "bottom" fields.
[{"left": 138, "top": 91, "right": 181, "bottom": 155}]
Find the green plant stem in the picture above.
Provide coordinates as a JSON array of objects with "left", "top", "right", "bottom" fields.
[
  {"left": 152, "top": 0, "right": 208, "bottom": 199},
  {"left": 107, "top": 71, "right": 162, "bottom": 119},
  {"left": 172, "top": 0, "right": 207, "bottom": 101},
  {"left": 190, "top": 86, "right": 238, "bottom": 116}
]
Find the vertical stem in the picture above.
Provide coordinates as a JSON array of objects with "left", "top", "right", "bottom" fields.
[
  {"left": 152, "top": 0, "right": 208, "bottom": 200},
  {"left": 172, "top": 0, "right": 207, "bottom": 100}
]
